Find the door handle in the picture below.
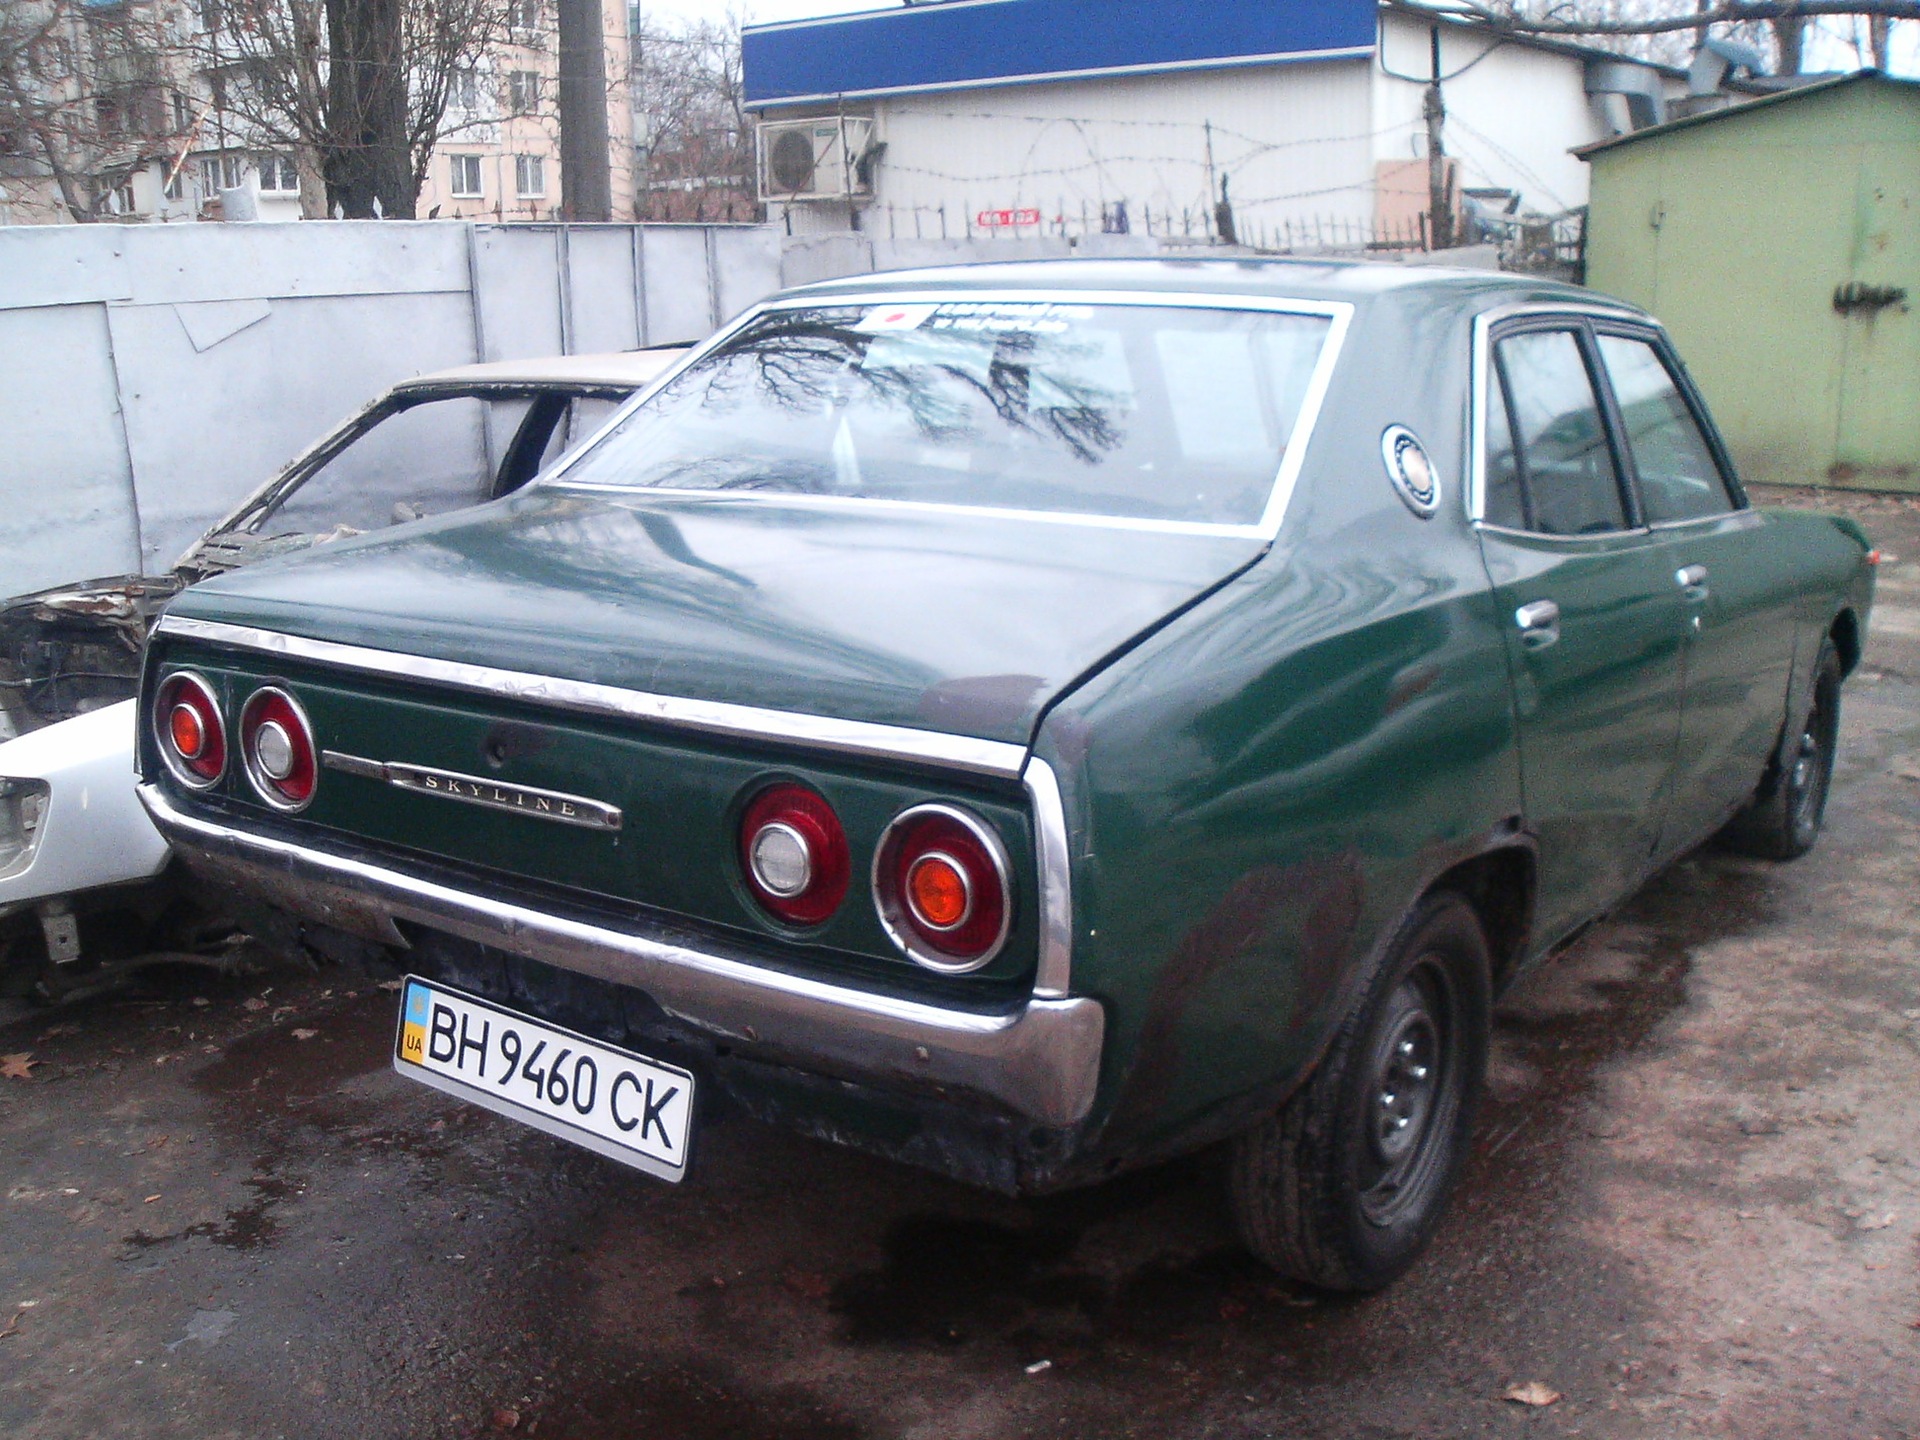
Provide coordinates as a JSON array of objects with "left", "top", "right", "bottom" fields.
[
  {"left": 1514, "top": 599, "right": 1560, "bottom": 649},
  {"left": 1675, "top": 563, "right": 1709, "bottom": 593}
]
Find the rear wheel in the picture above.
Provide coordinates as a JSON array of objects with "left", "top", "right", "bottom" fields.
[
  {"left": 1229, "top": 892, "right": 1491, "bottom": 1291},
  {"left": 1720, "top": 640, "right": 1842, "bottom": 862}
]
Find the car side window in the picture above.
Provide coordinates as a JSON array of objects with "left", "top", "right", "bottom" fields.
[
  {"left": 1494, "top": 329, "right": 1629, "bottom": 537},
  {"left": 1596, "top": 334, "right": 1735, "bottom": 525}
]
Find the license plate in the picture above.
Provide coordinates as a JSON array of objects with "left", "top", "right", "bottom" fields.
[{"left": 393, "top": 976, "right": 693, "bottom": 1183}]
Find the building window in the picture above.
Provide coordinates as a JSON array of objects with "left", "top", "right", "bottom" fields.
[
  {"left": 201, "top": 151, "right": 244, "bottom": 193},
  {"left": 451, "top": 69, "right": 480, "bottom": 114},
  {"left": 515, "top": 154, "right": 545, "bottom": 198},
  {"left": 509, "top": 0, "right": 538, "bottom": 30},
  {"left": 172, "top": 89, "right": 191, "bottom": 133},
  {"left": 450, "top": 153, "right": 483, "bottom": 197},
  {"left": 164, "top": 165, "right": 185, "bottom": 201},
  {"left": 258, "top": 153, "right": 299, "bottom": 193},
  {"left": 507, "top": 70, "right": 539, "bottom": 114},
  {"left": 197, "top": 0, "right": 223, "bottom": 31}
]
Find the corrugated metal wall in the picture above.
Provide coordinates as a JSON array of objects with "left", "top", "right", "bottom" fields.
[
  {"left": 0, "top": 221, "right": 782, "bottom": 599},
  {"left": 1585, "top": 80, "right": 1920, "bottom": 491}
]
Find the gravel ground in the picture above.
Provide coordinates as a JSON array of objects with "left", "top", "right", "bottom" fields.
[{"left": 0, "top": 485, "right": 1915, "bottom": 1440}]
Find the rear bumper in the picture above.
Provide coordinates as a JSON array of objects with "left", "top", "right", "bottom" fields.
[{"left": 138, "top": 783, "right": 1105, "bottom": 1127}]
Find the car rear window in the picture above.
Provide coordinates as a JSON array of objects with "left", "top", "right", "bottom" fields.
[{"left": 549, "top": 301, "right": 1335, "bottom": 527}]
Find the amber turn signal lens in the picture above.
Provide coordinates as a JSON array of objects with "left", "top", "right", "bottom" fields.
[
  {"left": 906, "top": 853, "right": 970, "bottom": 930},
  {"left": 169, "top": 703, "right": 205, "bottom": 760},
  {"left": 873, "top": 804, "right": 1012, "bottom": 973},
  {"left": 153, "top": 672, "right": 227, "bottom": 787}
]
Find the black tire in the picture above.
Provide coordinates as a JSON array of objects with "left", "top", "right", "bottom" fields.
[
  {"left": 1229, "top": 891, "right": 1491, "bottom": 1292},
  {"left": 1720, "top": 639, "right": 1842, "bottom": 862}
]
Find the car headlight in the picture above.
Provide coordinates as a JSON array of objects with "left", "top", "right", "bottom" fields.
[{"left": 0, "top": 778, "right": 50, "bottom": 877}]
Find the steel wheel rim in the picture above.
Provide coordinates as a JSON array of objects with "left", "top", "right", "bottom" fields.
[{"left": 1358, "top": 957, "right": 1460, "bottom": 1228}]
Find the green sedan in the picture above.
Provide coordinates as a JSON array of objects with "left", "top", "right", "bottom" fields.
[{"left": 133, "top": 261, "right": 1875, "bottom": 1292}]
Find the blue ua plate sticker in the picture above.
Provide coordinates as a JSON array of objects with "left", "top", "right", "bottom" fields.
[{"left": 1382, "top": 425, "right": 1440, "bottom": 518}]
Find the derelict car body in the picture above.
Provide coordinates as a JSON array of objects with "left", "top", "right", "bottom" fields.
[{"left": 132, "top": 262, "right": 1872, "bottom": 1282}]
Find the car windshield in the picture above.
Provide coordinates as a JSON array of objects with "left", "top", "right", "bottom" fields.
[{"left": 550, "top": 301, "right": 1335, "bottom": 526}]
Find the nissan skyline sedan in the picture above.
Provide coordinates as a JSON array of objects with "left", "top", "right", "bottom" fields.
[{"left": 130, "top": 261, "right": 1874, "bottom": 1291}]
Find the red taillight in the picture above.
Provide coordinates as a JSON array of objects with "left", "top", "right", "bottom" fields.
[
  {"left": 874, "top": 804, "right": 1012, "bottom": 972},
  {"left": 155, "top": 672, "right": 226, "bottom": 787},
  {"left": 739, "top": 783, "right": 850, "bottom": 926},
  {"left": 239, "top": 687, "right": 317, "bottom": 810}
]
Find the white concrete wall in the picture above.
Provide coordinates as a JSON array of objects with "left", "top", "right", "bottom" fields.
[
  {"left": 1371, "top": 12, "right": 1680, "bottom": 218},
  {"left": 0, "top": 220, "right": 779, "bottom": 598},
  {"left": 852, "top": 57, "right": 1376, "bottom": 242}
]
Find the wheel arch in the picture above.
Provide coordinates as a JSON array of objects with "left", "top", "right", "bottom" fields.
[
  {"left": 1423, "top": 843, "right": 1536, "bottom": 992},
  {"left": 1830, "top": 608, "right": 1861, "bottom": 678}
]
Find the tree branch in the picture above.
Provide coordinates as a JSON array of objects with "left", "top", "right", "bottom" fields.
[{"left": 1428, "top": 0, "right": 1920, "bottom": 38}]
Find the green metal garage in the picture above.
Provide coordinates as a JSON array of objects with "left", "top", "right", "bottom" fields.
[{"left": 1580, "top": 72, "right": 1918, "bottom": 492}]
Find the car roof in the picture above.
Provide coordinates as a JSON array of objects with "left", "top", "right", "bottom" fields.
[
  {"left": 781, "top": 256, "right": 1613, "bottom": 313},
  {"left": 394, "top": 347, "right": 689, "bottom": 393}
]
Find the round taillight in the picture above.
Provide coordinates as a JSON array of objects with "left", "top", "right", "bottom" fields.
[
  {"left": 873, "top": 804, "right": 1012, "bottom": 972},
  {"left": 239, "top": 687, "right": 317, "bottom": 811},
  {"left": 739, "top": 783, "right": 849, "bottom": 926},
  {"left": 154, "top": 672, "right": 226, "bottom": 788}
]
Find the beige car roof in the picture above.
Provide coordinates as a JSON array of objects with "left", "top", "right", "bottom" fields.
[{"left": 399, "top": 348, "right": 690, "bottom": 392}]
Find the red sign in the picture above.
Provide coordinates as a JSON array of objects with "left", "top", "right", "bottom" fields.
[{"left": 976, "top": 208, "right": 1042, "bottom": 230}]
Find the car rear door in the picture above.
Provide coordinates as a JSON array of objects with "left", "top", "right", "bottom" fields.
[
  {"left": 1588, "top": 327, "right": 1799, "bottom": 855},
  {"left": 1474, "top": 319, "right": 1689, "bottom": 947}
]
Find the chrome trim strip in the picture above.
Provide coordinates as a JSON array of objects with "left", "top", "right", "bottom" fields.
[
  {"left": 155, "top": 615, "right": 1029, "bottom": 781},
  {"left": 320, "top": 751, "right": 624, "bottom": 832},
  {"left": 1467, "top": 301, "right": 1653, "bottom": 526},
  {"left": 138, "top": 783, "right": 1105, "bottom": 1127},
  {"left": 1023, "top": 757, "right": 1074, "bottom": 1000},
  {"left": 541, "top": 289, "right": 1356, "bottom": 543}
]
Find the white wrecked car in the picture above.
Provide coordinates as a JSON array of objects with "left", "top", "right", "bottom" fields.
[{"left": 0, "top": 349, "right": 688, "bottom": 996}]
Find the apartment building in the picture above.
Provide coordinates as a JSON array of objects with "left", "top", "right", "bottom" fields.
[{"left": 0, "top": 0, "right": 634, "bottom": 225}]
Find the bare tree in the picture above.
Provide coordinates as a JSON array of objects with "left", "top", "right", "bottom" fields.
[
  {"left": 195, "top": 0, "right": 512, "bottom": 218},
  {"left": 0, "top": 0, "right": 174, "bottom": 221},
  {"left": 1438, "top": 0, "right": 1919, "bottom": 75},
  {"left": 633, "top": 9, "right": 754, "bottom": 222}
]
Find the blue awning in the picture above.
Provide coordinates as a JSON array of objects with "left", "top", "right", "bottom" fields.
[{"left": 743, "top": 0, "right": 1377, "bottom": 108}]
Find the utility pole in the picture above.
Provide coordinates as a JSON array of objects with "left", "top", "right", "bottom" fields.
[
  {"left": 558, "top": 0, "right": 612, "bottom": 220},
  {"left": 1424, "top": 26, "right": 1451, "bottom": 251}
]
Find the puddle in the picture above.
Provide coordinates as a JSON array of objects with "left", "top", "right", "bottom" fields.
[{"left": 122, "top": 1173, "right": 295, "bottom": 1254}]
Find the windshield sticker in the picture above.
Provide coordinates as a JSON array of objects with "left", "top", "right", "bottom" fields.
[
  {"left": 1382, "top": 425, "right": 1440, "bottom": 518},
  {"left": 856, "top": 304, "right": 939, "bottom": 332},
  {"left": 927, "top": 302, "right": 1095, "bottom": 336}
]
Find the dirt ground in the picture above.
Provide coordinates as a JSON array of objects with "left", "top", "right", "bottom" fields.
[{"left": 1, "top": 485, "right": 1917, "bottom": 1440}]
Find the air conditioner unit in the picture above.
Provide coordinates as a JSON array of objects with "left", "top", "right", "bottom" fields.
[{"left": 757, "top": 116, "right": 875, "bottom": 201}]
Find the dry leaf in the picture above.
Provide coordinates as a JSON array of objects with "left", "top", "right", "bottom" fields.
[
  {"left": 376, "top": 980, "right": 403, "bottom": 992},
  {"left": 1857, "top": 1212, "right": 1896, "bottom": 1232},
  {"left": 143, "top": 1194, "right": 161, "bottom": 1205},
  {"left": 491, "top": 1408, "right": 521, "bottom": 1431},
  {"left": 1504, "top": 1381, "right": 1562, "bottom": 1407},
  {"left": 0, "top": 1309, "right": 23, "bottom": 1340},
  {"left": 191, "top": 997, "right": 211, "bottom": 1009},
  {"left": 291, "top": 1029, "right": 319, "bottom": 1042},
  {"left": 242, "top": 998, "right": 268, "bottom": 1012},
  {"left": 0, "top": 1053, "right": 40, "bottom": 1081}
]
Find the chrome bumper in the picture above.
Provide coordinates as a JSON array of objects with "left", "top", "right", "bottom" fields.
[{"left": 138, "top": 784, "right": 1105, "bottom": 1127}]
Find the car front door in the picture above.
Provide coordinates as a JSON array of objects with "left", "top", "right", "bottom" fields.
[
  {"left": 1475, "top": 321, "right": 1689, "bottom": 947},
  {"left": 1589, "top": 328, "right": 1800, "bottom": 855}
]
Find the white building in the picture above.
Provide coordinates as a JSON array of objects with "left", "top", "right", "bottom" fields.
[{"left": 743, "top": 0, "right": 1757, "bottom": 248}]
